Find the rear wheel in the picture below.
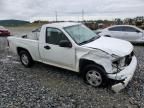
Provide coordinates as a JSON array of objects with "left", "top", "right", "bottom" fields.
[
  {"left": 19, "top": 50, "right": 33, "bottom": 67},
  {"left": 82, "top": 65, "right": 107, "bottom": 87}
]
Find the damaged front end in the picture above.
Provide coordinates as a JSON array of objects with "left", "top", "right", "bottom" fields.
[
  {"left": 107, "top": 51, "right": 137, "bottom": 93},
  {"left": 111, "top": 52, "right": 134, "bottom": 76},
  {"left": 80, "top": 48, "right": 137, "bottom": 93}
]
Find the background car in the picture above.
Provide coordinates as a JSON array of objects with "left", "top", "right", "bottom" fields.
[
  {"left": 99, "top": 25, "right": 144, "bottom": 43},
  {"left": 0, "top": 26, "right": 10, "bottom": 36}
]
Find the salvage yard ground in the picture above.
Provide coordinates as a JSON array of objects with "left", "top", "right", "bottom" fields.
[{"left": 0, "top": 27, "right": 143, "bottom": 108}]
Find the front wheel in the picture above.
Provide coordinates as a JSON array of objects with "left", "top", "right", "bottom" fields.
[
  {"left": 83, "top": 65, "right": 107, "bottom": 87},
  {"left": 19, "top": 50, "right": 33, "bottom": 67}
]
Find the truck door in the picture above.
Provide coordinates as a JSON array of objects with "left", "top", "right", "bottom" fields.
[{"left": 39, "top": 27, "right": 75, "bottom": 69}]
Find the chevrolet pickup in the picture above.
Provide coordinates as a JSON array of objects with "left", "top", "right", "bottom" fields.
[{"left": 7, "top": 22, "right": 137, "bottom": 92}]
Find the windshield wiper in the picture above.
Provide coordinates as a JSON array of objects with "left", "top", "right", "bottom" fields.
[{"left": 79, "top": 35, "right": 100, "bottom": 45}]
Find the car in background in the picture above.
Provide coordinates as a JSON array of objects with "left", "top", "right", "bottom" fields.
[
  {"left": 0, "top": 26, "right": 10, "bottom": 36},
  {"left": 98, "top": 25, "right": 144, "bottom": 43}
]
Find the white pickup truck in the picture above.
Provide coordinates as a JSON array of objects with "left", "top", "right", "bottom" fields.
[{"left": 8, "top": 22, "right": 137, "bottom": 92}]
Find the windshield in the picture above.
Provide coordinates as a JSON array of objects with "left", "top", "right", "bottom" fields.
[{"left": 64, "top": 24, "right": 100, "bottom": 45}]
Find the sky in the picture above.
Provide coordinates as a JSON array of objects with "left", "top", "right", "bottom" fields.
[{"left": 0, "top": 0, "right": 144, "bottom": 22}]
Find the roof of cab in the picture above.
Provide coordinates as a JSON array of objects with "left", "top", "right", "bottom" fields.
[{"left": 44, "top": 22, "right": 80, "bottom": 28}]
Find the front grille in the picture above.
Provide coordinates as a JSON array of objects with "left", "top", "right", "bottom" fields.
[{"left": 125, "top": 51, "right": 134, "bottom": 66}]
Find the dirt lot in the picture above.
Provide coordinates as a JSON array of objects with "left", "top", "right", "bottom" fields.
[{"left": 0, "top": 27, "right": 143, "bottom": 108}]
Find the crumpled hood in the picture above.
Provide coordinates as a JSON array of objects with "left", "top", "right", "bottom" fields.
[{"left": 83, "top": 36, "right": 133, "bottom": 57}]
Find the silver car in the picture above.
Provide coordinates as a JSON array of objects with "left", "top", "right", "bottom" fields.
[{"left": 99, "top": 25, "right": 144, "bottom": 43}]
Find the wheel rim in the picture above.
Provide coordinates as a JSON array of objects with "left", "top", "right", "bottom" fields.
[
  {"left": 86, "top": 70, "right": 102, "bottom": 87},
  {"left": 21, "top": 54, "right": 29, "bottom": 65}
]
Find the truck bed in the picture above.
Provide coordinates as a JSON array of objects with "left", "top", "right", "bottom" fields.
[
  {"left": 20, "top": 32, "right": 40, "bottom": 40},
  {"left": 8, "top": 35, "right": 40, "bottom": 61}
]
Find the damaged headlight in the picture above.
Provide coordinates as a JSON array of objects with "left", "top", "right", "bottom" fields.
[
  {"left": 111, "top": 54, "right": 125, "bottom": 74},
  {"left": 111, "top": 54, "right": 121, "bottom": 62}
]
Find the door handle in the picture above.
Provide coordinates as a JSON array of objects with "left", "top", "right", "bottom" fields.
[
  {"left": 44, "top": 45, "right": 51, "bottom": 50},
  {"left": 105, "top": 35, "right": 111, "bottom": 37}
]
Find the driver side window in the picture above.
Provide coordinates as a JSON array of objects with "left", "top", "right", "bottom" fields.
[{"left": 46, "top": 28, "right": 69, "bottom": 45}]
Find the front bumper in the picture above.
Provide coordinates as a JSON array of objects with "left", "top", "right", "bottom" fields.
[{"left": 108, "top": 56, "right": 137, "bottom": 93}]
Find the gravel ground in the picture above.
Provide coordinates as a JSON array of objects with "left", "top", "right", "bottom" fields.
[{"left": 0, "top": 27, "right": 143, "bottom": 108}]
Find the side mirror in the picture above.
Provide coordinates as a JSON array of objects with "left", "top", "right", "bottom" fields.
[
  {"left": 96, "top": 31, "right": 101, "bottom": 35},
  {"left": 59, "top": 40, "right": 72, "bottom": 48},
  {"left": 136, "top": 30, "right": 141, "bottom": 33}
]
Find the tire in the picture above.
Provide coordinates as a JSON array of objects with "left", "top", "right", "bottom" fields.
[
  {"left": 82, "top": 64, "right": 107, "bottom": 87},
  {"left": 19, "top": 50, "right": 33, "bottom": 68}
]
